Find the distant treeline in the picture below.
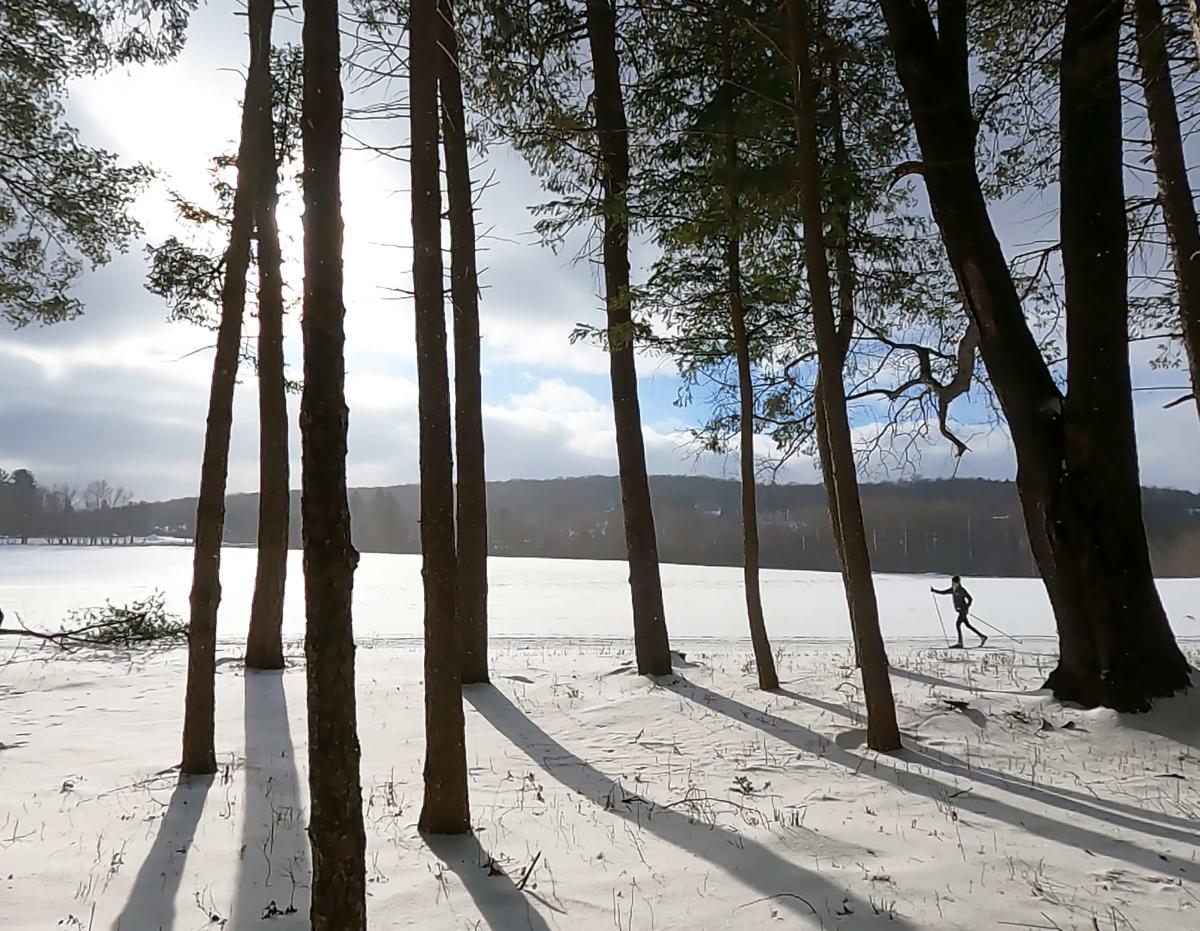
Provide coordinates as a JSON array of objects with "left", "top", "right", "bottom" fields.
[{"left": 4, "top": 472, "right": 1197, "bottom": 577}]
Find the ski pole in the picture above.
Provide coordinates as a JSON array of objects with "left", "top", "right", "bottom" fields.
[
  {"left": 968, "top": 612, "right": 1024, "bottom": 645},
  {"left": 931, "top": 593, "right": 951, "bottom": 646}
]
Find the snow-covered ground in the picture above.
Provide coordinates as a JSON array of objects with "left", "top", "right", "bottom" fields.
[{"left": 1, "top": 548, "right": 1198, "bottom": 929}]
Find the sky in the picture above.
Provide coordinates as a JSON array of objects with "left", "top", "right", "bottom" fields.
[{"left": 1, "top": 0, "right": 1197, "bottom": 502}]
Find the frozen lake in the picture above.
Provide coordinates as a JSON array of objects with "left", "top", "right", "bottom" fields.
[{"left": 1, "top": 544, "right": 1197, "bottom": 644}]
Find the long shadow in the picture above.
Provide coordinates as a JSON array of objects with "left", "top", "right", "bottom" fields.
[
  {"left": 903, "top": 741, "right": 1200, "bottom": 837},
  {"left": 890, "top": 664, "right": 1031, "bottom": 696},
  {"left": 425, "top": 834, "right": 557, "bottom": 931},
  {"left": 230, "top": 670, "right": 310, "bottom": 926},
  {"left": 664, "top": 676, "right": 1200, "bottom": 883},
  {"left": 792, "top": 676, "right": 1195, "bottom": 835},
  {"left": 467, "top": 684, "right": 921, "bottom": 929},
  {"left": 888, "top": 670, "right": 1200, "bottom": 832},
  {"left": 112, "top": 775, "right": 213, "bottom": 930},
  {"left": 773, "top": 686, "right": 865, "bottom": 724}
]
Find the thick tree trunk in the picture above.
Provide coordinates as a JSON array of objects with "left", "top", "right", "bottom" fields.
[
  {"left": 788, "top": 0, "right": 900, "bottom": 751},
  {"left": 1048, "top": 0, "right": 1190, "bottom": 708},
  {"left": 413, "top": 0, "right": 471, "bottom": 835},
  {"left": 719, "top": 4, "right": 777, "bottom": 691},
  {"left": 584, "top": 0, "right": 672, "bottom": 677},
  {"left": 246, "top": 0, "right": 288, "bottom": 672},
  {"left": 878, "top": 0, "right": 1189, "bottom": 710},
  {"left": 180, "top": 1, "right": 268, "bottom": 776},
  {"left": 438, "top": 0, "right": 489, "bottom": 686},
  {"left": 1134, "top": 0, "right": 1200, "bottom": 425},
  {"left": 300, "top": 0, "right": 368, "bottom": 924}
]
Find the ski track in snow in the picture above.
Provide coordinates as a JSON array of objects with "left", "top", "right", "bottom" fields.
[{"left": 1, "top": 548, "right": 1198, "bottom": 930}]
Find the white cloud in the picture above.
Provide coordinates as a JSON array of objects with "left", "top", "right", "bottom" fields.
[{"left": 3, "top": 0, "right": 1195, "bottom": 504}]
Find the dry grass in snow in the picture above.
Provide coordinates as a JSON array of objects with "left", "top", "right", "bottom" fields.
[{"left": 2, "top": 637, "right": 1198, "bottom": 930}]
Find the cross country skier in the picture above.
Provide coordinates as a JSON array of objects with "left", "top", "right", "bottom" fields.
[{"left": 931, "top": 576, "right": 987, "bottom": 649}]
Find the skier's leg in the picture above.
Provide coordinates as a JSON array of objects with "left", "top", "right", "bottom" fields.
[
  {"left": 964, "top": 616, "right": 987, "bottom": 646},
  {"left": 953, "top": 614, "right": 965, "bottom": 648}
]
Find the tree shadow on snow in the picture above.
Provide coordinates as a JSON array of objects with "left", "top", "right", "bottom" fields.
[
  {"left": 780, "top": 676, "right": 1198, "bottom": 836},
  {"left": 112, "top": 774, "right": 213, "bottom": 931},
  {"left": 466, "top": 683, "right": 922, "bottom": 929},
  {"left": 230, "top": 669, "right": 310, "bottom": 926},
  {"left": 424, "top": 833, "right": 558, "bottom": 931},
  {"left": 772, "top": 686, "right": 865, "bottom": 724},
  {"left": 662, "top": 676, "right": 1200, "bottom": 883},
  {"left": 889, "top": 664, "right": 1034, "bottom": 697}
]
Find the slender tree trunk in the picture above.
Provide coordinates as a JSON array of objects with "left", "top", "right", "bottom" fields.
[
  {"left": 300, "top": 0, "right": 367, "bottom": 923},
  {"left": 413, "top": 0, "right": 470, "bottom": 835},
  {"left": 823, "top": 56, "right": 861, "bottom": 667},
  {"left": 246, "top": 0, "right": 288, "bottom": 671},
  {"left": 718, "top": 4, "right": 777, "bottom": 691},
  {"left": 788, "top": 0, "right": 900, "bottom": 751},
  {"left": 438, "top": 0, "right": 489, "bottom": 686},
  {"left": 180, "top": 1, "right": 269, "bottom": 775},
  {"left": 1133, "top": 0, "right": 1200, "bottom": 424},
  {"left": 584, "top": 0, "right": 672, "bottom": 677},
  {"left": 878, "top": 0, "right": 1189, "bottom": 710}
]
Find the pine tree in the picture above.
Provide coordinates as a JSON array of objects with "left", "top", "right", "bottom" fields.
[
  {"left": 413, "top": 0, "right": 471, "bottom": 835},
  {"left": 300, "top": 0, "right": 368, "bottom": 921},
  {"left": 246, "top": 44, "right": 299, "bottom": 671},
  {"left": 585, "top": 0, "right": 673, "bottom": 675},
  {"left": 438, "top": 0, "right": 490, "bottom": 685},
  {"left": 180, "top": 0, "right": 272, "bottom": 776},
  {"left": 0, "top": 1, "right": 191, "bottom": 327},
  {"left": 788, "top": 0, "right": 899, "bottom": 751}
]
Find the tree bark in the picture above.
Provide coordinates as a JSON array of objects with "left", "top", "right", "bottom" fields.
[
  {"left": 246, "top": 0, "right": 288, "bottom": 672},
  {"left": 438, "top": 0, "right": 490, "bottom": 686},
  {"left": 719, "top": 4, "right": 777, "bottom": 691},
  {"left": 585, "top": 0, "right": 672, "bottom": 677},
  {"left": 180, "top": 0, "right": 268, "bottom": 775},
  {"left": 878, "top": 0, "right": 1189, "bottom": 710},
  {"left": 413, "top": 0, "right": 471, "bottom": 835},
  {"left": 825, "top": 55, "right": 861, "bottom": 668},
  {"left": 1133, "top": 0, "right": 1200, "bottom": 425},
  {"left": 1187, "top": 0, "right": 1200, "bottom": 68},
  {"left": 788, "top": 0, "right": 900, "bottom": 752},
  {"left": 300, "top": 0, "right": 368, "bottom": 923}
]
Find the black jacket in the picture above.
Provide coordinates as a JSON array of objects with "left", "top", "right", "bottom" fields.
[{"left": 933, "top": 585, "right": 972, "bottom": 613}]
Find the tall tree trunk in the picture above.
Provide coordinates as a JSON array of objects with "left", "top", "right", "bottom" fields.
[
  {"left": 788, "top": 0, "right": 900, "bottom": 752},
  {"left": 180, "top": 0, "right": 269, "bottom": 775},
  {"left": 719, "top": 4, "right": 777, "bottom": 691},
  {"left": 1052, "top": 0, "right": 1189, "bottom": 706},
  {"left": 823, "top": 55, "right": 861, "bottom": 667},
  {"left": 438, "top": 0, "right": 489, "bottom": 686},
  {"left": 300, "top": 0, "right": 368, "bottom": 923},
  {"left": 584, "top": 0, "right": 672, "bottom": 677},
  {"left": 413, "top": 0, "right": 471, "bottom": 835},
  {"left": 246, "top": 0, "right": 289, "bottom": 672},
  {"left": 878, "top": 0, "right": 1189, "bottom": 710},
  {"left": 1133, "top": 0, "right": 1200, "bottom": 424}
]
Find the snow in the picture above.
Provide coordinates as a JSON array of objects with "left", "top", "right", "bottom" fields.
[
  {"left": 2, "top": 545, "right": 1198, "bottom": 643},
  {"left": 1, "top": 548, "right": 1198, "bottom": 930}
]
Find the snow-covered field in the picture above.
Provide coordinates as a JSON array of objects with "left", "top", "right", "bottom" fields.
[
  {"left": 2, "top": 548, "right": 1198, "bottom": 929},
  {"left": 2, "top": 545, "right": 1197, "bottom": 643}
]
